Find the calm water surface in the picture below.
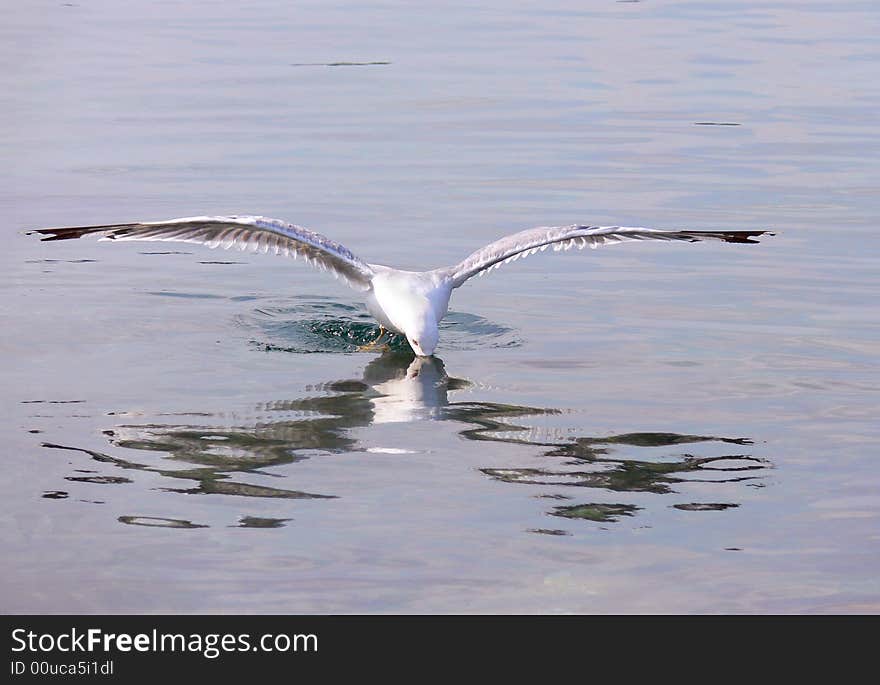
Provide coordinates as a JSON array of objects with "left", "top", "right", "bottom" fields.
[{"left": 2, "top": 1, "right": 879, "bottom": 613}]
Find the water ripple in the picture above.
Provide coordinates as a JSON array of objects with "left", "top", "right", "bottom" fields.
[
  {"left": 236, "top": 297, "right": 522, "bottom": 353},
  {"left": 36, "top": 352, "right": 771, "bottom": 532}
]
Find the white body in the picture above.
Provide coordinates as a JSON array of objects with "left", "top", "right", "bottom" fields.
[{"left": 365, "top": 267, "right": 452, "bottom": 356}]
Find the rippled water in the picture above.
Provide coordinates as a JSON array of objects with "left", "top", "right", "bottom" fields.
[
  {"left": 2, "top": 1, "right": 879, "bottom": 613},
  {"left": 237, "top": 298, "right": 522, "bottom": 353}
]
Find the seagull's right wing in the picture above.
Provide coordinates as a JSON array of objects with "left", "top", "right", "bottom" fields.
[
  {"left": 28, "top": 215, "right": 376, "bottom": 291},
  {"left": 442, "top": 224, "right": 772, "bottom": 289}
]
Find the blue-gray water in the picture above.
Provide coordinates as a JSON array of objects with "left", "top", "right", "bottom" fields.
[{"left": 2, "top": 1, "right": 878, "bottom": 613}]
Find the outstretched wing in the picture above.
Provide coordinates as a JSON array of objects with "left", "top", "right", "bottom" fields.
[
  {"left": 443, "top": 225, "right": 772, "bottom": 288},
  {"left": 28, "top": 215, "right": 376, "bottom": 290}
]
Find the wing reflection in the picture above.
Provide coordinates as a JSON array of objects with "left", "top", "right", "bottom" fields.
[{"left": 43, "top": 350, "right": 770, "bottom": 528}]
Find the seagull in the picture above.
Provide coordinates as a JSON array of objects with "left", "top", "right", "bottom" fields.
[{"left": 28, "top": 216, "right": 772, "bottom": 356}]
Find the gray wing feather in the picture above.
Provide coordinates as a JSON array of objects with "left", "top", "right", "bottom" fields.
[
  {"left": 443, "top": 225, "right": 772, "bottom": 288},
  {"left": 28, "top": 215, "right": 376, "bottom": 291}
]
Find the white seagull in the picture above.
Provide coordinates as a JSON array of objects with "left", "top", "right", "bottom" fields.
[{"left": 29, "top": 216, "right": 771, "bottom": 356}]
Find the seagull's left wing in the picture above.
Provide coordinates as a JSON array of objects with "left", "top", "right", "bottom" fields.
[
  {"left": 28, "top": 215, "right": 376, "bottom": 291},
  {"left": 442, "top": 225, "right": 772, "bottom": 289}
]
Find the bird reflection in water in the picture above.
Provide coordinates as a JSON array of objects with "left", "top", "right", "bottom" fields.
[{"left": 42, "top": 351, "right": 770, "bottom": 529}]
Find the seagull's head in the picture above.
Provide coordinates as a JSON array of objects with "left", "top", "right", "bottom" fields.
[
  {"left": 400, "top": 300, "right": 439, "bottom": 357},
  {"left": 405, "top": 320, "right": 439, "bottom": 357}
]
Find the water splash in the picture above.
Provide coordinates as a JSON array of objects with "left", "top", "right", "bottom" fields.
[{"left": 236, "top": 297, "right": 521, "bottom": 353}]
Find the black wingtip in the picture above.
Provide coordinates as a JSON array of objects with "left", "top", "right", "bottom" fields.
[
  {"left": 691, "top": 229, "right": 775, "bottom": 244},
  {"left": 724, "top": 230, "right": 774, "bottom": 244},
  {"left": 25, "top": 223, "right": 137, "bottom": 241},
  {"left": 26, "top": 228, "right": 87, "bottom": 242}
]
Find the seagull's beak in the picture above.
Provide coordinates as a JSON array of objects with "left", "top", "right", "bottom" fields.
[{"left": 407, "top": 338, "right": 433, "bottom": 357}]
